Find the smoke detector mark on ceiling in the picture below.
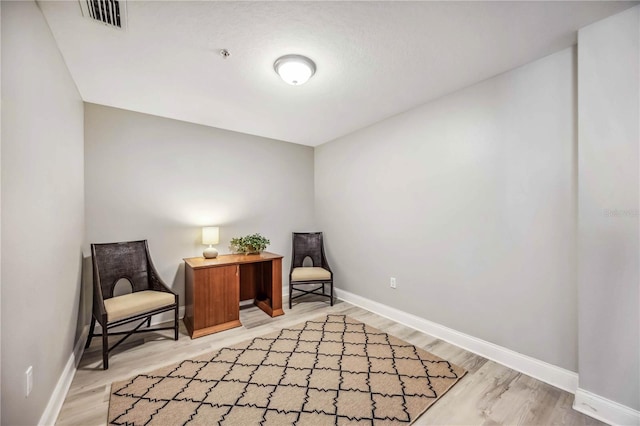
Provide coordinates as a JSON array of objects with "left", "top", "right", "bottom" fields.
[{"left": 79, "top": 0, "right": 127, "bottom": 30}]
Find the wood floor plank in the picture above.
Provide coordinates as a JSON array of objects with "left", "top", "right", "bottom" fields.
[{"left": 55, "top": 297, "right": 604, "bottom": 425}]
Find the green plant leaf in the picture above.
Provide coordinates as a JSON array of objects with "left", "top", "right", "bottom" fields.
[{"left": 229, "top": 233, "right": 270, "bottom": 254}]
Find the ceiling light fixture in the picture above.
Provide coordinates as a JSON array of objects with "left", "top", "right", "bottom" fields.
[{"left": 274, "top": 54, "right": 316, "bottom": 86}]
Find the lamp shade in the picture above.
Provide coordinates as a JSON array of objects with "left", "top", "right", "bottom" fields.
[{"left": 202, "top": 227, "right": 219, "bottom": 245}]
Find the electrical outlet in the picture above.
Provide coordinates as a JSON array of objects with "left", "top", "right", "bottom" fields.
[
  {"left": 25, "top": 366, "right": 33, "bottom": 397},
  {"left": 390, "top": 277, "right": 397, "bottom": 289}
]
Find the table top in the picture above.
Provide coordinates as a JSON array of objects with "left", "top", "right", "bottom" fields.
[{"left": 184, "top": 251, "right": 283, "bottom": 269}]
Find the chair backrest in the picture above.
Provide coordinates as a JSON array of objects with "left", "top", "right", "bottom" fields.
[
  {"left": 92, "top": 240, "right": 151, "bottom": 300},
  {"left": 291, "top": 232, "right": 326, "bottom": 268}
]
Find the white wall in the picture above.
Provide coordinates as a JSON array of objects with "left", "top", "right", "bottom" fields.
[
  {"left": 315, "top": 48, "right": 578, "bottom": 371},
  {"left": 1, "top": 1, "right": 85, "bottom": 425},
  {"left": 0, "top": 4, "right": 3, "bottom": 422},
  {"left": 577, "top": 5, "right": 639, "bottom": 411},
  {"left": 84, "top": 104, "right": 316, "bottom": 318}
]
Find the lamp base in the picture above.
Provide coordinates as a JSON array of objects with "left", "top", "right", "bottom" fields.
[{"left": 203, "top": 246, "right": 219, "bottom": 259}]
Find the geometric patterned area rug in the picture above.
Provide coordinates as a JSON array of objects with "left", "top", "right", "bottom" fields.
[{"left": 109, "top": 314, "right": 466, "bottom": 425}]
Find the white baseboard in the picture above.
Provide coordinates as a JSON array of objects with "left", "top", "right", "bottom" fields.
[
  {"left": 40, "top": 291, "right": 639, "bottom": 426},
  {"left": 39, "top": 325, "right": 89, "bottom": 426},
  {"left": 573, "top": 388, "right": 640, "bottom": 426},
  {"left": 149, "top": 306, "right": 186, "bottom": 327},
  {"left": 334, "top": 287, "right": 579, "bottom": 393}
]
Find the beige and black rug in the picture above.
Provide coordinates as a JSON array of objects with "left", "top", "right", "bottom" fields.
[{"left": 109, "top": 314, "right": 466, "bottom": 425}]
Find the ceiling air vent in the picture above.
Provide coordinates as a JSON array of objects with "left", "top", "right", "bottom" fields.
[{"left": 79, "top": 0, "right": 127, "bottom": 30}]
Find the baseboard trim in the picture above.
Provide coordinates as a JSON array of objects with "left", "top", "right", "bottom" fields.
[
  {"left": 573, "top": 388, "right": 640, "bottom": 426},
  {"left": 334, "top": 287, "right": 579, "bottom": 393},
  {"left": 149, "top": 306, "right": 186, "bottom": 327},
  {"left": 39, "top": 325, "right": 89, "bottom": 426}
]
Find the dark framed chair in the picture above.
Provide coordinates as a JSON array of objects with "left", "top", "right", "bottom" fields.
[
  {"left": 85, "top": 240, "right": 179, "bottom": 369},
  {"left": 289, "top": 232, "right": 333, "bottom": 308}
]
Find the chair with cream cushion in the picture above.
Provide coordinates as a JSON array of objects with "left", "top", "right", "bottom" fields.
[
  {"left": 289, "top": 232, "right": 333, "bottom": 308},
  {"left": 85, "top": 240, "right": 179, "bottom": 369}
]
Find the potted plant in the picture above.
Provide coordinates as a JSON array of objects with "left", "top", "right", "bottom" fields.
[{"left": 230, "top": 233, "right": 270, "bottom": 255}]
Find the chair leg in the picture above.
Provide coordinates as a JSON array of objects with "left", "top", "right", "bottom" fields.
[
  {"left": 322, "top": 283, "right": 325, "bottom": 295},
  {"left": 174, "top": 306, "right": 179, "bottom": 341},
  {"left": 102, "top": 325, "right": 109, "bottom": 370},
  {"left": 330, "top": 282, "right": 334, "bottom": 306},
  {"left": 85, "top": 316, "right": 96, "bottom": 349},
  {"left": 289, "top": 284, "right": 293, "bottom": 309},
  {"left": 146, "top": 316, "right": 151, "bottom": 328}
]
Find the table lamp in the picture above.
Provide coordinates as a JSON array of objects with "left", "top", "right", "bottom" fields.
[{"left": 202, "top": 226, "right": 219, "bottom": 259}]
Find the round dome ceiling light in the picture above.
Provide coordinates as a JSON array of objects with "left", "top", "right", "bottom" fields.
[{"left": 274, "top": 54, "right": 316, "bottom": 86}]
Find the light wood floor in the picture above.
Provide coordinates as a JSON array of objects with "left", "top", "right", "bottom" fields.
[{"left": 56, "top": 297, "right": 604, "bottom": 425}]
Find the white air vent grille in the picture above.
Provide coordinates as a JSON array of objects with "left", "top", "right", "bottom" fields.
[{"left": 79, "top": 0, "right": 127, "bottom": 30}]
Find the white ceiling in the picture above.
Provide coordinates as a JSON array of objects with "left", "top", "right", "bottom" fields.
[{"left": 39, "top": 1, "right": 636, "bottom": 146}]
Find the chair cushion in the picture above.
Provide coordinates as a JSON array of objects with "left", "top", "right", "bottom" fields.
[
  {"left": 291, "top": 267, "right": 331, "bottom": 282},
  {"left": 104, "top": 290, "right": 175, "bottom": 322}
]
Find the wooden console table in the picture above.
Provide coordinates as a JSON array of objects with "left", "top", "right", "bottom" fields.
[{"left": 183, "top": 252, "right": 284, "bottom": 338}]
